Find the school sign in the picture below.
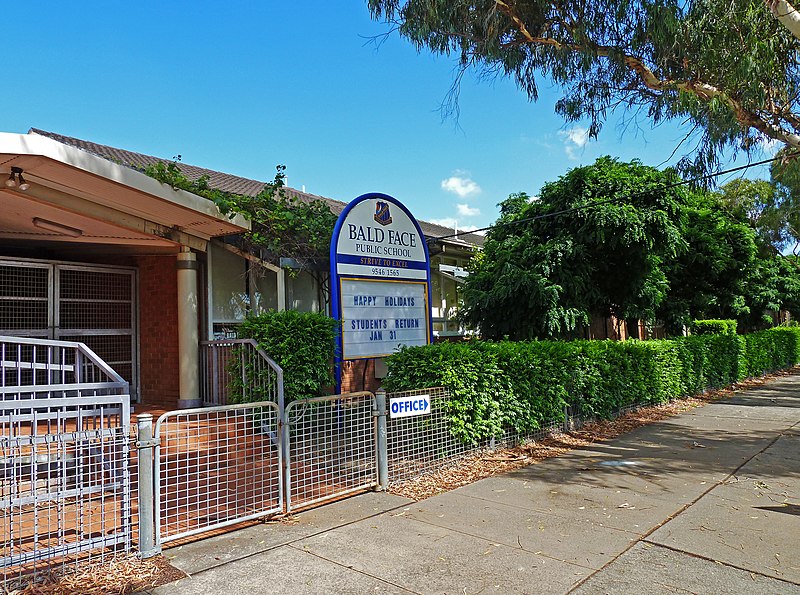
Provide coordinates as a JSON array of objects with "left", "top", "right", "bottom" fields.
[{"left": 330, "top": 193, "right": 433, "bottom": 366}]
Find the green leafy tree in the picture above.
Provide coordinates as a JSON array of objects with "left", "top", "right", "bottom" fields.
[
  {"left": 460, "top": 156, "right": 685, "bottom": 339},
  {"left": 658, "top": 189, "right": 758, "bottom": 333},
  {"left": 718, "top": 178, "right": 792, "bottom": 252},
  {"left": 368, "top": 0, "right": 800, "bottom": 176},
  {"left": 769, "top": 152, "right": 800, "bottom": 255}
]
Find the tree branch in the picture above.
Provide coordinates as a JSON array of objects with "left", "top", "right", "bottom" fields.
[
  {"left": 492, "top": 0, "right": 800, "bottom": 150},
  {"left": 767, "top": 0, "right": 800, "bottom": 40}
]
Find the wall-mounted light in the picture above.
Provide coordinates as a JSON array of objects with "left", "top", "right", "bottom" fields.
[
  {"left": 5, "top": 167, "right": 29, "bottom": 191},
  {"left": 32, "top": 217, "right": 83, "bottom": 238}
]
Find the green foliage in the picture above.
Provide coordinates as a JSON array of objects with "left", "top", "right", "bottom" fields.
[
  {"left": 741, "top": 327, "right": 800, "bottom": 376},
  {"left": 768, "top": 152, "right": 800, "bottom": 253},
  {"left": 144, "top": 161, "right": 336, "bottom": 268},
  {"left": 657, "top": 191, "right": 758, "bottom": 333},
  {"left": 383, "top": 342, "right": 508, "bottom": 444},
  {"left": 691, "top": 319, "right": 738, "bottom": 336},
  {"left": 368, "top": 0, "right": 800, "bottom": 177},
  {"left": 385, "top": 328, "right": 800, "bottom": 444},
  {"left": 460, "top": 155, "right": 798, "bottom": 338},
  {"left": 236, "top": 310, "right": 338, "bottom": 403},
  {"left": 460, "top": 157, "right": 685, "bottom": 339},
  {"left": 718, "top": 178, "right": 792, "bottom": 252}
]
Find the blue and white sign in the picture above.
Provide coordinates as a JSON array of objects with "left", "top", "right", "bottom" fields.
[
  {"left": 330, "top": 193, "right": 433, "bottom": 367},
  {"left": 333, "top": 197, "right": 429, "bottom": 280},
  {"left": 389, "top": 394, "right": 431, "bottom": 419}
]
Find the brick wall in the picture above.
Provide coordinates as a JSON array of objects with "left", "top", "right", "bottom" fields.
[
  {"left": 136, "top": 255, "right": 180, "bottom": 407},
  {"left": 339, "top": 359, "right": 382, "bottom": 394}
]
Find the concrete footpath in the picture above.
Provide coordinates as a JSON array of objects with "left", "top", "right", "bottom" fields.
[{"left": 146, "top": 372, "right": 800, "bottom": 594}]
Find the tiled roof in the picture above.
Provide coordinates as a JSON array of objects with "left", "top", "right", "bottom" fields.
[{"left": 29, "top": 128, "right": 484, "bottom": 248}]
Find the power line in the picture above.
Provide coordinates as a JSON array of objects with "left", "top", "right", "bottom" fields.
[{"left": 431, "top": 152, "right": 798, "bottom": 243}]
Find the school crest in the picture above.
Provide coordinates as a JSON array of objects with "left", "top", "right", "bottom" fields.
[{"left": 373, "top": 201, "right": 393, "bottom": 226}]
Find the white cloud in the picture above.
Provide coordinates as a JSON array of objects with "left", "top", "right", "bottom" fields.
[
  {"left": 457, "top": 203, "right": 481, "bottom": 217},
  {"left": 441, "top": 174, "right": 481, "bottom": 197},
  {"left": 758, "top": 136, "right": 782, "bottom": 155},
  {"left": 558, "top": 126, "right": 591, "bottom": 160},
  {"left": 427, "top": 218, "right": 485, "bottom": 236}
]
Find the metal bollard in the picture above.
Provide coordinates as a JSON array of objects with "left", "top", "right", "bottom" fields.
[
  {"left": 136, "top": 414, "right": 160, "bottom": 558},
  {"left": 374, "top": 388, "right": 389, "bottom": 490}
]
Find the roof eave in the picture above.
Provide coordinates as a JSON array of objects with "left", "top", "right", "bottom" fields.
[{"left": 0, "top": 132, "right": 250, "bottom": 234}]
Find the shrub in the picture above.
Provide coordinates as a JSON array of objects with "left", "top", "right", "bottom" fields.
[
  {"left": 742, "top": 327, "right": 800, "bottom": 377},
  {"left": 384, "top": 341, "right": 507, "bottom": 444},
  {"left": 691, "top": 319, "right": 737, "bottom": 336},
  {"left": 385, "top": 326, "right": 800, "bottom": 444},
  {"left": 236, "top": 310, "right": 338, "bottom": 403}
]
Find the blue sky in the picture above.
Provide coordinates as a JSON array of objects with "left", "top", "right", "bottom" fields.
[{"left": 3, "top": 1, "right": 775, "bottom": 232}]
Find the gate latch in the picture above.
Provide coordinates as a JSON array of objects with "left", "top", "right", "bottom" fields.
[{"left": 135, "top": 438, "right": 159, "bottom": 448}]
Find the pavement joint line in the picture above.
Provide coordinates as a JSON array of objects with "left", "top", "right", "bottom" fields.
[
  {"left": 284, "top": 542, "right": 421, "bottom": 594},
  {"left": 638, "top": 540, "right": 800, "bottom": 587},
  {"left": 397, "top": 512, "right": 600, "bottom": 571},
  {"left": 164, "top": 497, "right": 414, "bottom": 579},
  {"left": 567, "top": 403, "right": 790, "bottom": 593}
]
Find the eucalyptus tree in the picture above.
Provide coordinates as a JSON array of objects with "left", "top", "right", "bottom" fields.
[{"left": 368, "top": 0, "right": 800, "bottom": 176}]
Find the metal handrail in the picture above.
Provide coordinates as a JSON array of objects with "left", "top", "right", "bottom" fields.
[{"left": 0, "top": 335, "right": 129, "bottom": 397}]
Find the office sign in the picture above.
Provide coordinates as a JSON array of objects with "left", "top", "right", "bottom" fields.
[
  {"left": 330, "top": 193, "right": 433, "bottom": 363},
  {"left": 389, "top": 394, "right": 431, "bottom": 419}
]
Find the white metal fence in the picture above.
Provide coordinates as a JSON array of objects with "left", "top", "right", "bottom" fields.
[
  {"left": 385, "top": 387, "right": 472, "bottom": 483},
  {"left": 3, "top": 337, "right": 598, "bottom": 587},
  {"left": 199, "top": 339, "right": 282, "bottom": 407},
  {"left": 0, "top": 336, "right": 131, "bottom": 587}
]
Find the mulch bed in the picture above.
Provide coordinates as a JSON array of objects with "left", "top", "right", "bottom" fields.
[{"left": 5, "top": 555, "right": 186, "bottom": 595}]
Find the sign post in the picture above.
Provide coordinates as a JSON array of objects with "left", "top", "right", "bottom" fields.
[{"left": 330, "top": 193, "right": 433, "bottom": 391}]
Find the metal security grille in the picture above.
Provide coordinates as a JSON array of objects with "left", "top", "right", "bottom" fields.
[
  {"left": 385, "top": 387, "right": 471, "bottom": 483},
  {"left": 56, "top": 265, "right": 136, "bottom": 402},
  {"left": 153, "top": 403, "right": 282, "bottom": 546},
  {"left": 0, "top": 262, "right": 50, "bottom": 337},
  {"left": 285, "top": 392, "right": 376, "bottom": 512},
  {"left": 0, "top": 337, "right": 131, "bottom": 587},
  {"left": 0, "top": 259, "right": 138, "bottom": 401}
]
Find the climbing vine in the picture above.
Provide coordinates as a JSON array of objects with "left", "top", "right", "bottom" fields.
[
  {"left": 144, "top": 161, "right": 337, "bottom": 309},
  {"left": 144, "top": 161, "right": 336, "bottom": 268}
]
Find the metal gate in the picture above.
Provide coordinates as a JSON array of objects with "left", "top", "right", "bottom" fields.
[
  {"left": 0, "top": 258, "right": 138, "bottom": 401},
  {"left": 0, "top": 336, "right": 131, "bottom": 584},
  {"left": 285, "top": 392, "right": 377, "bottom": 512},
  {"left": 151, "top": 340, "right": 285, "bottom": 548},
  {"left": 148, "top": 393, "right": 378, "bottom": 549}
]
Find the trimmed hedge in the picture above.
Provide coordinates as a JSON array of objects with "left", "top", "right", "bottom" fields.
[
  {"left": 691, "top": 319, "right": 738, "bottom": 336},
  {"left": 384, "top": 326, "right": 800, "bottom": 444},
  {"left": 236, "top": 310, "right": 338, "bottom": 403}
]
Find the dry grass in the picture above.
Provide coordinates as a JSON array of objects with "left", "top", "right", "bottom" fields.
[{"left": 387, "top": 372, "right": 786, "bottom": 501}]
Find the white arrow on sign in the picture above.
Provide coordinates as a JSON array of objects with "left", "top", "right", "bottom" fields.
[{"left": 389, "top": 394, "right": 431, "bottom": 419}]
